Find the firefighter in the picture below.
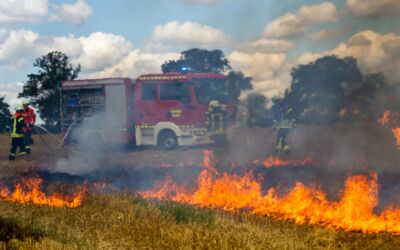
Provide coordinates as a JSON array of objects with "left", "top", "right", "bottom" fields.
[
  {"left": 273, "top": 103, "right": 295, "bottom": 154},
  {"left": 22, "top": 100, "right": 36, "bottom": 154},
  {"left": 205, "top": 100, "right": 227, "bottom": 145},
  {"left": 9, "top": 105, "right": 27, "bottom": 161}
]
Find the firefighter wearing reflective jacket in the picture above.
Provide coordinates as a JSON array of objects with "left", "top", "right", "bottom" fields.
[
  {"left": 273, "top": 106, "right": 295, "bottom": 154},
  {"left": 205, "top": 100, "right": 227, "bottom": 145},
  {"left": 9, "top": 105, "right": 27, "bottom": 161},
  {"left": 22, "top": 100, "right": 36, "bottom": 153}
]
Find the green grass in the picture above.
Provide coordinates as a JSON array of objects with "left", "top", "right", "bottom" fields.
[{"left": 0, "top": 193, "right": 399, "bottom": 249}]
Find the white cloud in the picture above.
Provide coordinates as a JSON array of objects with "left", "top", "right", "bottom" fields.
[
  {"left": 228, "top": 51, "right": 291, "bottom": 98},
  {"left": 77, "top": 32, "right": 133, "bottom": 71},
  {"left": 51, "top": 0, "right": 92, "bottom": 24},
  {"left": 239, "top": 38, "right": 295, "bottom": 53},
  {"left": 146, "top": 21, "right": 232, "bottom": 52},
  {"left": 263, "top": 2, "right": 338, "bottom": 38},
  {"left": 0, "top": 82, "right": 24, "bottom": 111},
  {"left": 0, "top": 0, "right": 48, "bottom": 25},
  {"left": 0, "top": 30, "right": 40, "bottom": 67},
  {"left": 92, "top": 50, "right": 180, "bottom": 78},
  {"left": 0, "top": 0, "right": 92, "bottom": 26},
  {"left": 0, "top": 30, "right": 134, "bottom": 72},
  {"left": 0, "top": 28, "right": 181, "bottom": 83},
  {"left": 347, "top": 0, "right": 400, "bottom": 18},
  {"left": 297, "top": 30, "right": 400, "bottom": 83}
]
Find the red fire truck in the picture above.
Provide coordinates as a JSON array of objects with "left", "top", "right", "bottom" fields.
[{"left": 61, "top": 73, "right": 236, "bottom": 149}]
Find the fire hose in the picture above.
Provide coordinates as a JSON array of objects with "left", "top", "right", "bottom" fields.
[{"left": 33, "top": 125, "right": 87, "bottom": 156}]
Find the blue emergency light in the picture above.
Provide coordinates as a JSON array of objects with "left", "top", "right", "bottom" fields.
[{"left": 180, "top": 66, "right": 190, "bottom": 73}]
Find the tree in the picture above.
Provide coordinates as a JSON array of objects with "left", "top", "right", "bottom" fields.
[
  {"left": 227, "top": 71, "right": 253, "bottom": 102},
  {"left": 0, "top": 96, "right": 12, "bottom": 133},
  {"left": 19, "top": 51, "right": 80, "bottom": 132},
  {"left": 245, "top": 93, "right": 269, "bottom": 127},
  {"left": 162, "top": 48, "right": 231, "bottom": 73},
  {"left": 161, "top": 48, "right": 252, "bottom": 102},
  {"left": 283, "top": 56, "right": 364, "bottom": 123},
  {"left": 277, "top": 55, "right": 392, "bottom": 124}
]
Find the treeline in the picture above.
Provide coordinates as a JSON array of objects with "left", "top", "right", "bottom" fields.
[
  {"left": 1, "top": 49, "right": 397, "bottom": 132},
  {"left": 245, "top": 56, "right": 398, "bottom": 126}
]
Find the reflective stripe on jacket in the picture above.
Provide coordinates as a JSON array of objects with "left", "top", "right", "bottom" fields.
[{"left": 11, "top": 114, "right": 25, "bottom": 138}]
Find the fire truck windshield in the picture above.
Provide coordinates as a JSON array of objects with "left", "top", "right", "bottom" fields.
[{"left": 193, "top": 78, "right": 230, "bottom": 105}]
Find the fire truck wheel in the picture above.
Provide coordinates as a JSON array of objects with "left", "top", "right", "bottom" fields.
[{"left": 158, "top": 130, "right": 178, "bottom": 150}]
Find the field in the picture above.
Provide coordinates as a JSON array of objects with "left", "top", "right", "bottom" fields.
[{"left": 0, "top": 124, "right": 400, "bottom": 249}]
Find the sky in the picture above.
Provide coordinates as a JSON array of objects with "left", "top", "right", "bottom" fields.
[{"left": 1, "top": 0, "right": 400, "bottom": 110}]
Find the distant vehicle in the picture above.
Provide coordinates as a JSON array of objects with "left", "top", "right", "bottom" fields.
[{"left": 61, "top": 73, "right": 236, "bottom": 150}]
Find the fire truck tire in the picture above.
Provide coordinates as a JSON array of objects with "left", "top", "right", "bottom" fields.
[{"left": 158, "top": 130, "right": 178, "bottom": 150}]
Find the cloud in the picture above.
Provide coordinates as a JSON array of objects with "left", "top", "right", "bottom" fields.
[
  {"left": 0, "top": 0, "right": 48, "bottom": 25},
  {"left": 51, "top": 0, "right": 92, "bottom": 24},
  {"left": 0, "top": 30, "right": 134, "bottom": 72},
  {"left": 92, "top": 51, "right": 180, "bottom": 78},
  {"left": 228, "top": 51, "right": 291, "bottom": 98},
  {"left": 0, "top": 28, "right": 181, "bottom": 83},
  {"left": 77, "top": 32, "right": 133, "bottom": 71},
  {"left": 0, "top": 0, "right": 92, "bottom": 26},
  {"left": 308, "top": 29, "right": 344, "bottom": 41},
  {"left": 0, "top": 29, "right": 40, "bottom": 67},
  {"left": 239, "top": 38, "right": 295, "bottom": 53},
  {"left": 146, "top": 21, "right": 232, "bottom": 52},
  {"left": 347, "top": 0, "right": 400, "bottom": 18},
  {"left": 298, "top": 30, "right": 400, "bottom": 83},
  {"left": 263, "top": 2, "right": 338, "bottom": 38},
  {"left": 0, "top": 82, "right": 24, "bottom": 111}
]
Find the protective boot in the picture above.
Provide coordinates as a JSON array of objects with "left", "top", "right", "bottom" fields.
[
  {"left": 283, "top": 144, "right": 291, "bottom": 154},
  {"left": 275, "top": 139, "right": 283, "bottom": 154},
  {"left": 8, "top": 153, "right": 15, "bottom": 161}
]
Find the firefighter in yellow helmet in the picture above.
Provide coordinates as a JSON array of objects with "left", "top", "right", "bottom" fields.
[
  {"left": 9, "top": 104, "right": 28, "bottom": 160},
  {"left": 205, "top": 100, "right": 227, "bottom": 145}
]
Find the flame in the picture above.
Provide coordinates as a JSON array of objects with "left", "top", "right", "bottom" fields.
[
  {"left": 142, "top": 150, "right": 400, "bottom": 234},
  {"left": 392, "top": 128, "right": 400, "bottom": 148},
  {"left": 254, "top": 156, "right": 317, "bottom": 168},
  {"left": 378, "top": 110, "right": 400, "bottom": 148},
  {"left": 0, "top": 177, "right": 86, "bottom": 208},
  {"left": 378, "top": 111, "right": 390, "bottom": 125}
]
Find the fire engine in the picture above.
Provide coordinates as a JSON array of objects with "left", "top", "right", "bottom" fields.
[{"left": 61, "top": 72, "right": 236, "bottom": 150}]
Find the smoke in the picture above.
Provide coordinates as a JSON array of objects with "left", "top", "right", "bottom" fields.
[{"left": 55, "top": 83, "right": 130, "bottom": 175}]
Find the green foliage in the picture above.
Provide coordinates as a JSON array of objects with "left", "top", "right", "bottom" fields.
[
  {"left": 19, "top": 51, "right": 80, "bottom": 132},
  {"left": 227, "top": 71, "right": 253, "bottom": 102},
  {"left": 0, "top": 217, "right": 47, "bottom": 242},
  {"left": 245, "top": 93, "right": 270, "bottom": 127},
  {"left": 158, "top": 201, "right": 215, "bottom": 225},
  {"left": 0, "top": 96, "right": 12, "bottom": 133},
  {"left": 280, "top": 55, "right": 391, "bottom": 124},
  {"left": 162, "top": 48, "right": 231, "bottom": 73}
]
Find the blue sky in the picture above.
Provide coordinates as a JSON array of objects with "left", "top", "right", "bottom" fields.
[{"left": 1, "top": 0, "right": 400, "bottom": 109}]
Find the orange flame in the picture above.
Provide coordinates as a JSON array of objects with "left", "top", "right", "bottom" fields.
[
  {"left": 254, "top": 156, "right": 317, "bottom": 168},
  {"left": 0, "top": 177, "right": 86, "bottom": 208},
  {"left": 142, "top": 151, "right": 400, "bottom": 234},
  {"left": 392, "top": 128, "right": 400, "bottom": 148},
  {"left": 378, "top": 111, "right": 390, "bottom": 125},
  {"left": 378, "top": 110, "right": 400, "bottom": 148}
]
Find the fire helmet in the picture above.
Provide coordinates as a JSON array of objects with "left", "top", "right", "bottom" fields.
[
  {"left": 15, "top": 104, "right": 24, "bottom": 111},
  {"left": 22, "top": 100, "right": 29, "bottom": 107}
]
